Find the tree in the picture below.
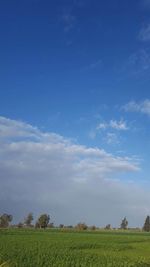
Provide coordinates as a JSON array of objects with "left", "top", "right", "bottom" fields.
[
  {"left": 90, "top": 225, "right": 96, "bottom": 230},
  {"left": 35, "top": 221, "right": 40, "bottom": 228},
  {"left": 17, "top": 222, "right": 23, "bottom": 228},
  {"left": 143, "top": 216, "right": 150, "bottom": 232},
  {"left": 36, "top": 214, "right": 50, "bottom": 229},
  {"left": 24, "top": 213, "right": 34, "bottom": 227},
  {"left": 120, "top": 217, "right": 128, "bottom": 229},
  {"left": 75, "top": 222, "right": 88, "bottom": 230},
  {"left": 0, "top": 214, "right": 13, "bottom": 228},
  {"left": 105, "top": 224, "right": 111, "bottom": 230},
  {"left": 48, "top": 223, "right": 54, "bottom": 228}
]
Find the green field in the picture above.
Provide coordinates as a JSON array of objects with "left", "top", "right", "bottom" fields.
[{"left": 1, "top": 229, "right": 150, "bottom": 267}]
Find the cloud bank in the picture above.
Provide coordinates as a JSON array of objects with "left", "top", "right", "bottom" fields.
[{"left": 0, "top": 116, "right": 149, "bottom": 227}]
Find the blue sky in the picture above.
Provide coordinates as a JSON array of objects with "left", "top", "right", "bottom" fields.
[{"left": 0, "top": 0, "right": 150, "bottom": 226}]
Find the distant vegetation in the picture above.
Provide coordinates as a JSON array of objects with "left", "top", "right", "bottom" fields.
[{"left": 1, "top": 212, "right": 150, "bottom": 232}]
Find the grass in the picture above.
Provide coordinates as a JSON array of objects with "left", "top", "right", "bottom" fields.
[
  {"left": 0, "top": 228, "right": 150, "bottom": 266},
  {"left": 0, "top": 263, "right": 10, "bottom": 267}
]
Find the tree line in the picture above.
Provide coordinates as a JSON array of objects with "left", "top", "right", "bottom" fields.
[
  {"left": 0, "top": 213, "right": 150, "bottom": 231},
  {"left": 0, "top": 213, "right": 50, "bottom": 229}
]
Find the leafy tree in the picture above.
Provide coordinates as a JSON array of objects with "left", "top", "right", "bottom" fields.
[
  {"left": 75, "top": 222, "right": 88, "bottom": 230},
  {"left": 105, "top": 224, "right": 111, "bottom": 230},
  {"left": 120, "top": 217, "right": 128, "bottom": 229},
  {"left": 24, "top": 213, "right": 33, "bottom": 227},
  {"left": 36, "top": 214, "right": 50, "bottom": 229},
  {"left": 0, "top": 214, "right": 13, "bottom": 228},
  {"left": 143, "top": 215, "right": 150, "bottom": 232}
]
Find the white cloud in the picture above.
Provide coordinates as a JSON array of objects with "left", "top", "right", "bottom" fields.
[
  {"left": 97, "top": 122, "right": 107, "bottom": 130},
  {"left": 123, "top": 99, "right": 150, "bottom": 116},
  {"left": 0, "top": 116, "right": 147, "bottom": 227},
  {"left": 97, "top": 119, "right": 128, "bottom": 131},
  {"left": 0, "top": 116, "right": 39, "bottom": 138},
  {"left": 139, "top": 24, "right": 150, "bottom": 41},
  {"left": 110, "top": 120, "right": 128, "bottom": 130}
]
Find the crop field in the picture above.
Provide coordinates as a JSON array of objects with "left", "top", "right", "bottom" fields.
[{"left": 1, "top": 229, "right": 150, "bottom": 267}]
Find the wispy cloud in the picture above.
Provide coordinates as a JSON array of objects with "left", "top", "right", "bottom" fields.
[
  {"left": 123, "top": 99, "right": 150, "bottom": 116},
  {"left": 105, "top": 132, "right": 120, "bottom": 145},
  {"left": 0, "top": 116, "right": 142, "bottom": 226},
  {"left": 90, "top": 119, "right": 129, "bottom": 145},
  {"left": 127, "top": 50, "right": 150, "bottom": 73},
  {"left": 61, "top": 0, "right": 83, "bottom": 34},
  {"left": 81, "top": 59, "right": 102, "bottom": 72},
  {"left": 141, "top": 0, "right": 150, "bottom": 9},
  {"left": 62, "top": 12, "right": 76, "bottom": 33},
  {"left": 97, "top": 122, "right": 107, "bottom": 130},
  {"left": 97, "top": 119, "right": 128, "bottom": 131},
  {"left": 110, "top": 120, "right": 128, "bottom": 130},
  {"left": 73, "top": 0, "right": 85, "bottom": 8},
  {"left": 88, "top": 59, "right": 102, "bottom": 69},
  {"left": 139, "top": 24, "right": 150, "bottom": 41},
  {"left": 118, "top": 49, "right": 150, "bottom": 79}
]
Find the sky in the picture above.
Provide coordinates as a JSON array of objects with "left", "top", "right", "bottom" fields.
[{"left": 0, "top": 0, "right": 150, "bottom": 227}]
